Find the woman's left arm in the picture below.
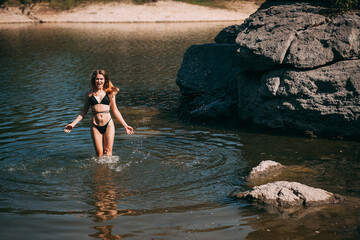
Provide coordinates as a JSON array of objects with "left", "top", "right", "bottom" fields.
[{"left": 110, "top": 94, "right": 134, "bottom": 135}]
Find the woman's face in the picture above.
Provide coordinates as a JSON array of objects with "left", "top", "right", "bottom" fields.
[{"left": 95, "top": 74, "right": 105, "bottom": 90}]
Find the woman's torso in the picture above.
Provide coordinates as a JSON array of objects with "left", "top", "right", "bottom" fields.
[{"left": 89, "top": 92, "right": 112, "bottom": 126}]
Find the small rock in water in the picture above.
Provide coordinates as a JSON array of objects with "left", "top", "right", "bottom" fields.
[
  {"left": 247, "top": 160, "right": 284, "bottom": 179},
  {"left": 235, "top": 181, "right": 345, "bottom": 208}
]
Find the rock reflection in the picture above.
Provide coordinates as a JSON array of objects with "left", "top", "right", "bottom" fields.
[
  {"left": 239, "top": 196, "right": 360, "bottom": 240},
  {"left": 246, "top": 165, "right": 317, "bottom": 188}
]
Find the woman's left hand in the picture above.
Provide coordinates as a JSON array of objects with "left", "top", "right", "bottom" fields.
[{"left": 125, "top": 126, "right": 134, "bottom": 135}]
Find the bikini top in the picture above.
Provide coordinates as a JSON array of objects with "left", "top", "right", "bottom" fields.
[{"left": 89, "top": 94, "right": 110, "bottom": 106}]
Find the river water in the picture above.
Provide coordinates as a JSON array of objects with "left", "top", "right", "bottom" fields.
[{"left": 0, "top": 22, "right": 359, "bottom": 240}]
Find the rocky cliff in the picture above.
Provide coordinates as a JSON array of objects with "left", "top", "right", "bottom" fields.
[{"left": 176, "top": 1, "right": 360, "bottom": 139}]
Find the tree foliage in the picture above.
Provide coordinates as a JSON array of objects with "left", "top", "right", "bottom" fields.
[
  {"left": 330, "top": 0, "right": 359, "bottom": 10},
  {"left": 264, "top": 0, "right": 359, "bottom": 10}
]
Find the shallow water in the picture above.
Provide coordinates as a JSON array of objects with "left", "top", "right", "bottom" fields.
[{"left": 0, "top": 22, "right": 359, "bottom": 240}]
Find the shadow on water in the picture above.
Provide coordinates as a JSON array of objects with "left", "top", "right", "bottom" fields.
[{"left": 0, "top": 22, "right": 359, "bottom": 239}]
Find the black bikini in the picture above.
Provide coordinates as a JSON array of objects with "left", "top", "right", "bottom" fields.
[
  {"left": 89, "top": 94, "right": 110, "bottom": 106},
  {"left": 90, "top": 94, "right": 112, "bottom": 134}
]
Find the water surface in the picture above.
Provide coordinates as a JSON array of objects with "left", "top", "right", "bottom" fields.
[{"left": 0, "top": 22, "right": 359, "bottom": 240}]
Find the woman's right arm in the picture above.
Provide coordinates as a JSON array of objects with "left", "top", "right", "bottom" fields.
[{"left": 64, "top": 93, "right": 90, "bottom": 133}]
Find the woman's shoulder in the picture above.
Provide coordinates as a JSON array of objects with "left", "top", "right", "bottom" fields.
[
  {"left": 107, "top": 93, "right": 116, "bottom": 100},
  {"left": 105, "top": 91, "right": 116, "bottom": 98}
]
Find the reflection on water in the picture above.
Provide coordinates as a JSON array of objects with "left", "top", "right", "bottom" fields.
[
  {"left": 90, "top": 159, "right": 135, "bottom": 239},
  {"left": 0, "top": 22, "right": 359, "bottom": 240},
  {"left": 242, "top": 197, "right": 360, "bottom": 240},
  {"left": 93, "top": 160, "right": 129, "bottom": 221}
]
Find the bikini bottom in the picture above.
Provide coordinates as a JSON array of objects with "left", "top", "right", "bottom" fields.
[{"left": 92, "top": 119, "right": 112, "bottom": 134}]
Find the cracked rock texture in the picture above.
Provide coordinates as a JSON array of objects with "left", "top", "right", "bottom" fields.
[
  {"left": 235, "top": 2, "right": 329, "bottom": 71},
  {"left": 232, "top": 2, "right": 360, "bottom": 71},
  {"left": 177, "top": 1, "right": 360, "bottom": 138},
  {"left": 235, "top": 181, "right": 344, "bottom": 207}
]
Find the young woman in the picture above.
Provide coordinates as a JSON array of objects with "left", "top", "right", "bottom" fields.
[{"left": 64, "top": 69, "right": 134, "bottom": 156}]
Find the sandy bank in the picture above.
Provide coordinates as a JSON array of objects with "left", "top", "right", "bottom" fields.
[{"left": 0, "top": 1, "right": 258, "bottom": 23}]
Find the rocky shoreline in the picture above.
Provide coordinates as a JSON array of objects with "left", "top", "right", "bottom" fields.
[
  {"left": 0, "top": 1, "right": 258, "bottom": 23},
  {"left": 176, "top": 0, "right": 360, "bottom": 139}
]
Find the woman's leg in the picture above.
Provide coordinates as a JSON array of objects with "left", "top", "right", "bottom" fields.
[
  {"left": 91, "top": 125, "right": 104, "bottom": 157},
  {"left": 103, "top": 120, "right": 115, "bottom": 156}
]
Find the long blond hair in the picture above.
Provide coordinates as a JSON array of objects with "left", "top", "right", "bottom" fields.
[{"left": 90, "top": 69, "right": 119, "bottom": 95}]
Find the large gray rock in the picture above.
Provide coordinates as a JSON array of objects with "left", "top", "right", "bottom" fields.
[
  {"left": 176, "top": 1, "right": 360, "bottom": 138},
  {"left": 235, "top": 2, "right": 329, "bottom": 71},
  {"left": 283, "top": 14, "right": 360, "bottom": 69},
  {"left": 176, "top": 43, "right": 240, "bottom": 118},
  {"left": 214, "top": 24, "right": 244, "bottom": 44},
  {"left": 234, "top": 2, "right": 360, "bottom": 71},
  {"left": 238, "top": 60, "right": 360, "bottom": 137},
  {"left": 235, "top": 181, "right": 344, "bottom": 207}
]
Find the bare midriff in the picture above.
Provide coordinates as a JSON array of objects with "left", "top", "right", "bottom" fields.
[{"left": 91, "top": 105, "right": 111, "bottom": 126}]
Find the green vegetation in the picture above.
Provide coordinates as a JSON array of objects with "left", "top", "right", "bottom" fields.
[
  {"left": 330, "top": 0, "right": 359, "bottom": 10},
  {"left": 49, "top": 0, "right": 78, "bottom": 10},
  {"left": 174, "top": 0, "right": 264, "bottom": 9},
  {"left": 265, "top": 0, "right": 359, "bottom": 11}
]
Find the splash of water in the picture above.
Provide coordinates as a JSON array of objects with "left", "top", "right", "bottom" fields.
[{"left": 94, "top": 155, "right": 120, "bottom": 165}]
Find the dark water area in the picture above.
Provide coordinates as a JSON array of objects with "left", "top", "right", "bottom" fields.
[{"left": 0, "top": 22, "right": 359, "bottom": 239}]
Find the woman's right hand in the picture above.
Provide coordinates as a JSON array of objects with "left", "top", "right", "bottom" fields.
[{"left": 64, "top": 124, "right": 74, "bottom": 133}]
